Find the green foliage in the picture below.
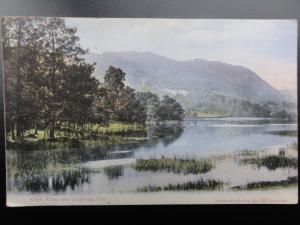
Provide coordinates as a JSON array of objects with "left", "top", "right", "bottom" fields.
[
  {"left": 96, "top": 123, "right": 147, "bottom": 135},
  {"left": 60, "top": 63, "right": 99, "bottom": 127},
  {"left": 3, "top": 17, "right": 185, "bottom": 145},
  {"left": 241, "top": 154, "right": 298, "bottom": 170},
  {"left": 137, "top": 179, "right": 224, "bottom": 192},
  {"left": 135, "top": 157, "right": 214, "bottom": 174},
  {"left": 157, "top": 95, "right": 185, "bottom": 121},
  {"left": 136, "top": 92, "right": 160, "bottom": 122},
  {"left": 104, "top": 66, "right": 126, "bottom": 92},
  {"left": 231, "top": 176, "right": 298, "bottom": 190}
]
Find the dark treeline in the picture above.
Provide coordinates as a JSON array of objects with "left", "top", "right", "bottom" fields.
[{"left": 3, "top": 17, "right": 184, "bottom": 141}]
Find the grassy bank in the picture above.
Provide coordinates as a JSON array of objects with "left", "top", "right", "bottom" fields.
[
  {"left": 94, "top": 123, "right": 146, "bottom": 136},
  {"left": 6, "top": 123, "right": 147, "bottom": 151},
  {"left": 135, "top": 157, "right": 214, "bottom": 174}
]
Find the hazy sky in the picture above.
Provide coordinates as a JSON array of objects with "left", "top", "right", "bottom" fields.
[{"left": 66, "top": 18, "right": 297, "bottom": 90}]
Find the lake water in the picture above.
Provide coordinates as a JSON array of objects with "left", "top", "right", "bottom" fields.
[
  {"left": 135, "top": 117, "right": 297, "bottom": 157},
  {"left": 6, "top": 117, "right": 298, "bottom": 196}
]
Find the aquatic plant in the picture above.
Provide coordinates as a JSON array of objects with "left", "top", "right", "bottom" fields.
[
  {"left": 241, "top": 154, "right": 298, "bottom": 170},
  {"left": 137, "top": 178, "right": 224, "bottom": 192},
  {"left": 104, "top": 166, "right": 124, "bottom": 179},
  {"left": 135, "top": 157, "right": 214, "bottom": 174},
  {"left": 231, "top": 176, "right": 298, "bottom": 190}
]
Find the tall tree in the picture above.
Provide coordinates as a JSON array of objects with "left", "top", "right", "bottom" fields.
[
  {"left": 60, "top": 63, "right": 98, "bottom": 137},
  {"left": 103, "top": 66, "right": 126, "bottom": 122},
  {"left": 42, "top": 18, "right": 86, "bottom": 140},
  {"left": 3, "top": 17, "right": 45, "bottom": 139}
]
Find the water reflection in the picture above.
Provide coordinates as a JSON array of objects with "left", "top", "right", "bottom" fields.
[
  {"left": 147, "top": 123, "right": 184, "bottom": 147},
  {"left": 9, "top": 169, "right": 91, "bottom": 192},
  {"left": 6, "top": 119, "right": 297, "bottom": 194},
  {"left": 7, "top": 123, "right": 184, "bottom": 192}
]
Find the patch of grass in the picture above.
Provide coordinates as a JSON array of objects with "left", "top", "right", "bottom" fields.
[
  {"left": 7, "top": 123, "right": 147, "bottom": 144},
  {"left": 241, "top": 154, "right": 298, "bottom": 171},
  {"left": 137, "top": 179, "right": 224, "bottom": 192},
  {"left": 231, "top": 176, "right": 298, "bottom": 190},
  {"left": 96, "top": 123, "right": 147, "bottom": 136},
  {"left": 135, "top": 157, "right": 214, "bottom": 174}
]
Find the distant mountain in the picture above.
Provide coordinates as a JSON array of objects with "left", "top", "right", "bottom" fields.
[{"left": 85, "top": 51, "right": 293, "bottom": 116}]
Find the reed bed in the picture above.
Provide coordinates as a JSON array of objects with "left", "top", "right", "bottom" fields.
[
  {"left": 231, "top": 176, "right": 298, "bottom": 190},
  {"left": 135, "top": 157, "right": 214, "bottom": 174},
  {"left": 241, "top": 154, "right": 298, "bottom": 170},
  {"left": 137, "top": 178, "right": 224, "bottom": 192}
]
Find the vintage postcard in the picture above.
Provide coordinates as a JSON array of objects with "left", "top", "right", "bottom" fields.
[{"left": 2, "top": 17, "right": 298, "bottom": 206}]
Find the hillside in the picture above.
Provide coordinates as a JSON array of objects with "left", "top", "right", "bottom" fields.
[{"left": 85, "top": 51, "right": 295, "bottom": 116}]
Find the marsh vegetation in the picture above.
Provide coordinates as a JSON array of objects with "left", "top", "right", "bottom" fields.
[
  {"left": 137, "top": 179, "right": 224, "bottom": 192},
  {"left": 240, "top": 153, "right": 298, "bottom": 170},
  {"left": 6, "top": 118, "right": 298, "bottom": 195},
  {"left": 135, "top": 157, "right": 214, "bottom": 174},
  {"left": 231, "top": 176, "right": 298, "bottom": 190}
]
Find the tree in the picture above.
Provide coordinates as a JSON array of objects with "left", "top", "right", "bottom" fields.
[
  {"left": 103, "top": 66, "right": 126, "bottom": 121},
  {"left": 3, "top": 17, "right": 46, "bottom": 139},
  {"left": 104, "top": 66, "right": 126, "bottom": 92},
  {"left": 115, "top": 87, "right": 145, "bottom": 123},
  {"left": 3, "top": 17, "right": 186, "bottom": 143},
  {"left": 42, "top": 18, "right": 87, "bottom": 140},
  {"left": 3, "top": 17, "right": 96, "bottom": 140},
  {"left": 60, "top": 63, "right": 98, "bottom": 137},
  {"left": 136, "top": 92, "right": 160, "bottom": 123},
  {"left": 91, "top": 85, "right": 111, "bottom": 127},
  {"left": 157, "top": 95, "right": 185, "bottom": 121}
]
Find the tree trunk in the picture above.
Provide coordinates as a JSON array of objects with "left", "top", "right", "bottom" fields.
[
  {"left": 34, "top": 120, "right": 38, "bottom": 134},
  {"left": 15, "top": 20, "right": 23, "bottom": 139},
  {"left": 49, "top": 31, "right": 56, "bottom": 142},
  {"left": 49, "top": 114, "right": 55, "bottom": 141}
]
